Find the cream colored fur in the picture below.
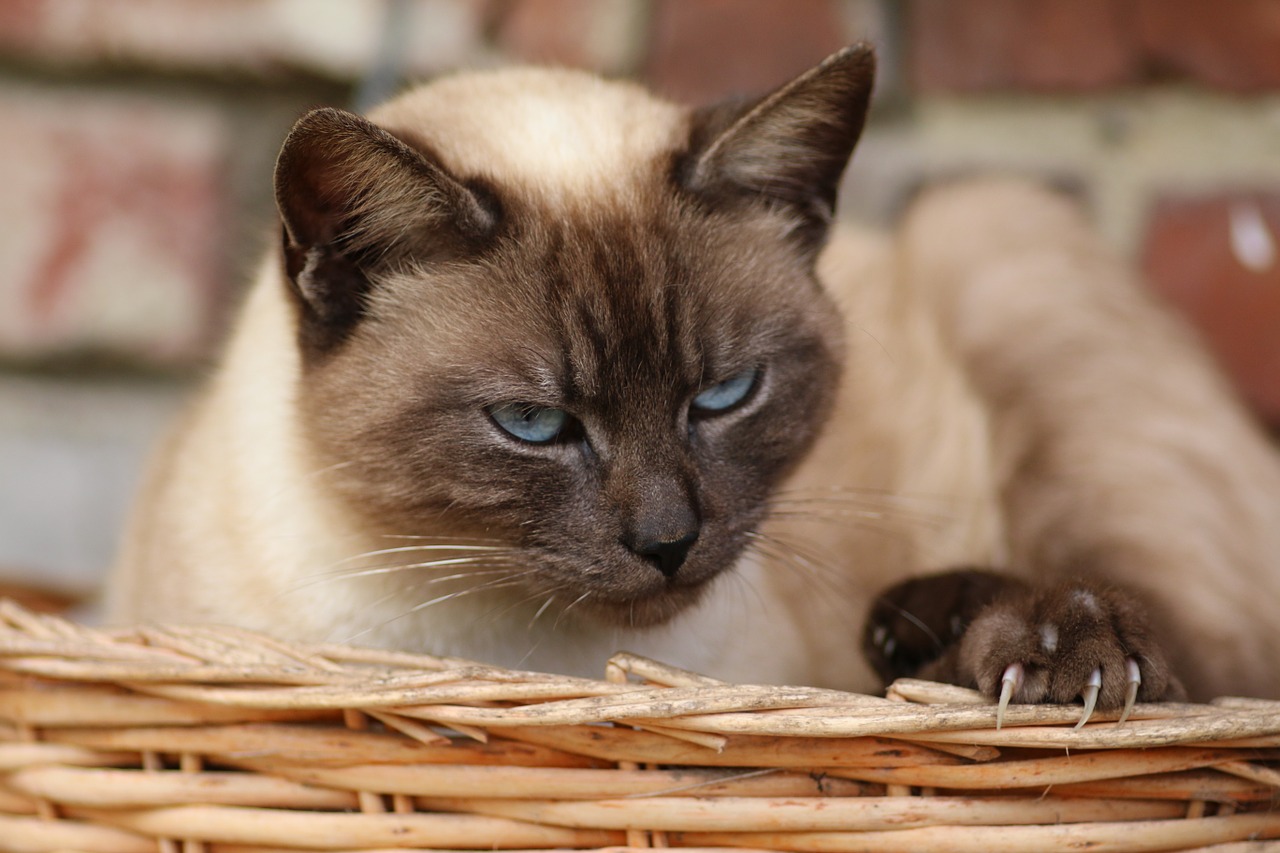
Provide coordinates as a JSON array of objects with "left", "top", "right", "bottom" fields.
[{"left": 108, "top": 70, "right": 1280, "bottom": 698}]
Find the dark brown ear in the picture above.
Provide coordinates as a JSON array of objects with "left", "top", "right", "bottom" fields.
[
  {"left": 682, "top": 45, "right": 875, "bottom": 251},
  {"left": 273, "top": 107, "right": 495, "bottom": 357}
]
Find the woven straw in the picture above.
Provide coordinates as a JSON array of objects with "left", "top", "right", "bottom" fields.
[{"left": 0, "top": 598, "right": 1277, "bottom": 852}]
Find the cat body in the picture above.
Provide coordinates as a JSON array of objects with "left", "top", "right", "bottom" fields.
[{"left": 107, "top": 48, "right": 1280, "bottom": 702}]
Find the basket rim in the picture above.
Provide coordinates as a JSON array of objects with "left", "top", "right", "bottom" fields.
[{"left": 1, "top": 597, "right": 1278, "bottom": 750}]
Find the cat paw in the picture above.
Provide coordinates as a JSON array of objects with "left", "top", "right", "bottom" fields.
[
  {"left": 862, "top": 568, "right": 1020, "bottom": 685},
  {"left": 864, "top": 571, "right": 1185, "bottom": 728},
  {"left": 955, "top": 579, "right": 1185, "bottom": 728}
]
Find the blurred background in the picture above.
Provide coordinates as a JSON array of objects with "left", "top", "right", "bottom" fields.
[{"left": 0, "top": 0, "right": 1277, "bottom": 598}]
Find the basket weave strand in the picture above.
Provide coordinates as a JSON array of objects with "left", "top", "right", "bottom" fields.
[{"left": 0, "top": 599, "right": 1277, "bottom": 852}]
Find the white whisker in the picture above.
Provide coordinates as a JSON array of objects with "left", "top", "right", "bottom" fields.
[
  {"left": 554, "top": 590, "right": 594, "bottom": 630},
  {"left": 339, "top": 572, "right": 536, "bottom": 645},
  {"left": 767, "top": 510, "right": 950, "bottom": 536},
  {"left": 745, "top": 530, "right": 847, "bottom": 603},
  {"left": 404, "top": 574, "right": 535, "bottom": 615},
  {"left": 528, "top": 595, "right": 558, "bottom": 630},
  {"left": 294, "top": 557, "right": 524, "bottom": 591},
  {"left": 307, "top": 566, "right": 525, "bottom": 619},
  {"left": 332, "top": 543, "right": 512, "bottom": 566},
  {"left": 477, "top": 581, "right": 575, "bottom": 633},
  {"left": 722, "top": 555, "right": 768, "bottom": 616},
  {"left": 379, "top": 533, "right": 509, "bottom": 545},
  {"left": 747, "top": 530, "right": 843, "bottom": 581},
  {"left": 768, "top": 499, "right": 953, "bottom": 528},
  {"left": 878, "top": 597, "right": 945, "bottom": 655},
  {"left": 764, "top": 487, "right": 964, "bottom": 551},
  {"left": 771, "top": 485, "right": 957, "bottom": 505}
]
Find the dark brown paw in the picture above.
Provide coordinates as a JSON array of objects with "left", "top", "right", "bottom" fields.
[
  {"left": 957, "top": 578, "right": 1184, "bottom": 727},
  {"left": 863, "top": 568, "right": 1026, "bottom": 684},
  {"left": 864, "top": 571, "right": 1186, "bottom": 728}
]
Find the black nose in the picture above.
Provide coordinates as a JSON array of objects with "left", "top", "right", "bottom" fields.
[{"left": 630, "top": 528, "right": 699, "bottom": 578}]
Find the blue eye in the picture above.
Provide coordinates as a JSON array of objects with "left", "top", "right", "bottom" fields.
[
  {"left": 489, "top": 403, "right": 569, "bottom": 444},
  {"left": 692, "top": 367, "right": 759, "bottom": 414}
]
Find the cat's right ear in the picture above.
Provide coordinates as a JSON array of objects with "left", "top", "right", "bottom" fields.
[
  {"left": 273, "top": 107, "right": 495, "bottom": 357},
  {"left": 682, "top": 45, "right": 875, "bottom": 253}
]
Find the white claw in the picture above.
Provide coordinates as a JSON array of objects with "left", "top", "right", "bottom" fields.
[
  {"left": 996, "top": 662, "right": 1023, "bottom": 730},
  {"left": 1076, "top": 667, "right": 1103, "bottom": 730},
  {"left": 1119, "top": 658, "right": 1142, "bottom": 724}
]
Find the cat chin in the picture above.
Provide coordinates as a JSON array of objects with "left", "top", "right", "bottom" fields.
[{"left": 573, "top": 582, "right": 712, "bottom": 629}]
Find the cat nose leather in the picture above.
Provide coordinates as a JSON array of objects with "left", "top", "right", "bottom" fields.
[
  {"left": 615, "top": 467, "right": 701, "bottom": 578},
  {"left": 630, "top": 528, "right": 700, "bottom": 579}
]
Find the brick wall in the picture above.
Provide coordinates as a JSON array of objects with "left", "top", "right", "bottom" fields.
[
  {"left": 0, "top": 0, "right": 1277, "bottom": 582},
  {"left": 904, "top": 0, "right": 1280, "bottom": 422}
]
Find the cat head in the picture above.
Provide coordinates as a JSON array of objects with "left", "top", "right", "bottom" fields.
[{"left": 273, "top": 46, "right": 875, "bottom": 627}]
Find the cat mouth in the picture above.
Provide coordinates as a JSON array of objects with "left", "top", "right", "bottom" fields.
[
  {"left": 529, "top": 538, "right": 739, "bottom": 629},
  {"left": 543, "top": 556, "right": 721, "bottom": 629}
]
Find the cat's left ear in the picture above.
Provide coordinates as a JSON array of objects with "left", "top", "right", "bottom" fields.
[{"left": 682, "top": 45, "right": 875, "bottom": 250}]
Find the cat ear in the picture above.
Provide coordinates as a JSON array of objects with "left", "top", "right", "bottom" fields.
[
  {"left": 273, "top": 107, "right": 495, "bottom": 356},
  {"left": 683, "top": 45, "right": 875, "bottom": 249}
]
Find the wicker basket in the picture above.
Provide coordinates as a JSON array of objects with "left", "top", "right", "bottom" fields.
[{"left": 0, "top": 598, "right": 1277, "bottom": 853}]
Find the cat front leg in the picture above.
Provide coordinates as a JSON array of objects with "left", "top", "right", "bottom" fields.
[
  {"left": 864, "top": 570, "right": 1185, "bottom": 727},
  {"left": 893, "top": 179, "right": 1280, "bottom": 702}
]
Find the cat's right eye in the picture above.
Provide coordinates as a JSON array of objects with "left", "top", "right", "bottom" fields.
[{"left": 488, "top": 403, "right": 570, "bottom": 444}]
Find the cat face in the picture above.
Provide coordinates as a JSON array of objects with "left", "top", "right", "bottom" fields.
[{"left": 275, "top": 48, "right": 874, "bottom": 627}]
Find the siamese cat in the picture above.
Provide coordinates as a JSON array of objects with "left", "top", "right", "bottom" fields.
[{"left": 107, "top": 46, "right": 1280, "bottom": 720}]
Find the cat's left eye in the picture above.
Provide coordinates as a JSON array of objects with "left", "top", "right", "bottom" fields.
[
  {"left": 488, "top": 403, "right": 570, "bottom": 444},
  {"left": 691, "top": 367, "right": 759, "bottom": 415}
]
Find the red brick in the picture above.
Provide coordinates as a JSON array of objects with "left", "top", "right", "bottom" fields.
[
  {"left": 490, "top": 0, "right": 643, "bottom": 72},
  {"left": 1135, "top": 0, "right": 1280, "bottom": 92},
  {"left": 492, "top": 0, "right": 594, "bottom": 68},
  {"left": 1141, "top": 192, "right": 1280, "bottom": 424},
  {"left": 907, "top": 0, "right": 1280, "bottom": 94},
  {"left": 644, "top": 0, "right": 848, "bottom": 103},
  {"left": 906, "top": 0, "right": 1138, "bottom": 93},
  {"left": 0, "top": 0, "right": 47, "bottom": 46},
  {"left": 0, "top": 86, "right": 231, "bottom": 363}
]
